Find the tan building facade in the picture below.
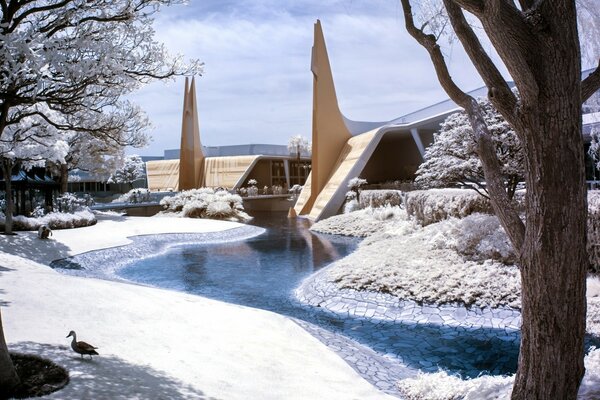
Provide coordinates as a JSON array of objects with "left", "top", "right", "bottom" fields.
[{"left": 146, "top": 80, "right": 310, "bottom": 192}]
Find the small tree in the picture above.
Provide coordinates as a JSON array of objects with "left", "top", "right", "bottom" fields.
[
  {"left": 287, "top": 135, "right": 311, "bottom": 184},
  {"left": 108, "top": 155, "right": 146, "bottom": 190},
  {"left": 415, "top": 96, "right": 524, "bottom": 199}
]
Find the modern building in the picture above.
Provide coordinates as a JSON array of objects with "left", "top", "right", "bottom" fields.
[
  {"left": 146, "top": 78, "right": 311, "bottom": 192},
  {"left": 147, "top": 20, "right": 599, "bottom": 221},
  {"left": 293, "top": 20, "right": 600, "bottom": 221}
]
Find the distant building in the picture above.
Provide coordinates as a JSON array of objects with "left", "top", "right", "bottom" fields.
[{"left": 146, "top": 78, "right": 311, "bottom": 192}]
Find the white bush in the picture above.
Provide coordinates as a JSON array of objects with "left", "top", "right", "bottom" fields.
[
  {"left": 359, "top": 190, "right": 403, "bottom": 209},
  {"left": 343, "top": 199, "right": 360, "bottom": 214},
  {"left": 397, "top": 347, "right": 600, "bottom": 400},
  {"left": 7, "top": 209, "right": 97, "bottom": 231},
  {"left": 54, "top": 192, "right": 93, "bottom": 213},
  {"left": 326, "top": 212, "right": 521, "bottom": 308},
  {"left": 312, "top": 206, "right": 413, "bottom": 237},
  {"left": 112, "top": 188, "right": 153, "bottom": 204},
  {"left": 161, "top": 188, "right": 249, "bottom": 222},
  {"left": 405, "top": 189, "right": 493, "bottom": 226},
  {"left": 442, "top": 214, "right": 515, "bottom": 264}
]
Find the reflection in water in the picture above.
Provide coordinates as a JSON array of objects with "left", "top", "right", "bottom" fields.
[{"left": 119, "top": 211, "right": 525, "bottom": 377}]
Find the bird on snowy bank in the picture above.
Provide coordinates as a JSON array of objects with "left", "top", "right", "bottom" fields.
[{"left": 66, "top": 330, "right": 99, "bottom": 359}]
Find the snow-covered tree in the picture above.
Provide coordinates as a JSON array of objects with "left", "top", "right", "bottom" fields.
[
  {"left": 0, "top": 1, "right": 201, "bottom": 393},
  {"left": 415, "top": 97, "right": 524, "bottom": 199},
  {"left": 287, "top": 135, "right": 311, "bottom": 184},
  {"left": 108, "top": 155, "right": 146, "bottom": 190},
  {"left": 0, "top": 104, "right": 68, "bottom": 235},
  {"left": 287, "top": 135, "right": 311, "bottom": 157},
  {"left": 53, "top": 106, "right": 151, "bottom": 192},
  {"left": 400, "top": 0, "right": 600, "bottom": 398}
]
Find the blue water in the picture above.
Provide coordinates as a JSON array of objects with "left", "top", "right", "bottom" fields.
[{"left": 118, "top": 211, "right": 521, "bottom": 377}]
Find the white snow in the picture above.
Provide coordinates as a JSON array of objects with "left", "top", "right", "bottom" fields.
[
  {"left": 322, "top": 209, "right": 521, "bottom": 308},
  {"left": 0, "top": 215, "right": 395, "bottom": 400},
  {"left": 397, "top": 347, "right": 600, "bottom": 400}
]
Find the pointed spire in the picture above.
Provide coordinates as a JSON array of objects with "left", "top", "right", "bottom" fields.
[
  {"left": 297, "top": 20, "right": 352, "bottom": 214},
  {"left": 179, "top": 77, "right": 205, "bottom": 190}
]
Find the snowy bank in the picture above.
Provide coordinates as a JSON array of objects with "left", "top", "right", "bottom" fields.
[{"left": 0, "top": 216, "right": 395, "bottom": 400}]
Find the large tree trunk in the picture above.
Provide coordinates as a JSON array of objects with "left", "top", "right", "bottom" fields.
[
  {"left": 0, "top": 309, "right": 19, "bottom": 393},
  {"left": 2, "top": 159, "right": 14, "bottom": 235},
  {"left": 511, "top": 74, "right": 587, "bottom": 399},
  {"left": 60, "top": 163, "right": 68, "bottom": 194}
]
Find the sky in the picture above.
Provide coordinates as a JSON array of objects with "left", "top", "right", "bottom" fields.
[{"left": 129, "top": 0, "right": 507, "bottom": 157}]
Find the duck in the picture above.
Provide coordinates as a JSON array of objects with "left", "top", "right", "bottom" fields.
[{"left": 66, "top": 330, "right": 99, "bottom": 359}]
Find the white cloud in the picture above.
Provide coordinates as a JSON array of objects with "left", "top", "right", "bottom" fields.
[{"left": 129, "top": 0, "right": 506, "bottom": 156}]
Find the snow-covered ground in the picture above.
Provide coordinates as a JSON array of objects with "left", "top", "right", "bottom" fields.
[
  {"left": 0, "top": 215, "right": 396, "bottom": 400},
  {"left": 313, "top": 208, "right": 521, "bottom": 308},
  {"left": 312, "top": 206, "right": 600, "bottom": 399}
]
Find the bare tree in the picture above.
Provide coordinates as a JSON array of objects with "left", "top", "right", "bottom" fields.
[{"left": 399, "top": 1, "right": 600, "bottom": 398}]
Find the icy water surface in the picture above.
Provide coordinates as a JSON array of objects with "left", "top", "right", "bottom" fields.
[{"left": 116, "top": 212, "right": 523, "bottom": 378}]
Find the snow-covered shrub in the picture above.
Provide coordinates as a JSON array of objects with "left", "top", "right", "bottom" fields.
[
  {"left": 348, "top": 177, "right": 367, "bottom": 193},
  {"left": 359, "top": 190, "right": 402, "bottom": 209},
  {"left": 247, "top": 185, "right": 259, "bottom": 197},
  {"left": 205, "top": 201, "right": 235, "bottom": 219},
  {"left": 443, "top": 214, "right": 515, "bottom": 264},
  {"left": 54, "top": 192, "right": 91, "bottom": 213},
  {"left": 161, "top": 188, "right": 249, "bottom": 222},
  {"left": 312, "top": 206, "right": 413, "bottom": 237},
  {"left": 160, "top": 188, "right": 214, "bottom": 212},
  {"left": 405, "top": 189, "right": 493, "bottom": 226},
  {"left": 112, "top": 188, "right": 153, "bottom": 204},
  {"left": 397, "top": 371, "right": 512, "bottom": 400},
  {"left": 247, "top": 178, "right": 257, "bottom": 186},
  {"left": 343, "top": 199, "right": 359, "bottom": 214},
  {"left": 9, "top": 209, "right": 97, "bottom": 231},
  {"left": 397, "top": 347, "right": 600, "bottom": 400},
  {"left": 327, "top": 212, "right": 521, "bottom": 308},
  {"left": 31, "top": 206, "right": 46, "bottom": 218}
]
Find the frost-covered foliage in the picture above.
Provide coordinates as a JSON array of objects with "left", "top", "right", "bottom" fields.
[
  {"left": 359, "top": 190, "right": 403, "bottom": 209},
  {"left": 326, "top": 210, "right": 521, "bottom": 308},
  {"left": 289, "top": 184, "right": 303, "bottom": 194},
  {"left": 5, "top": 210, "right": 97, "bottom": 231},
  {"left": 0, "top": 104, "right": 69, "bottom": 167},
  {"left": 397, "top": 347, "right": 600, "bottom": 400},
  {"left": 160, "top": 188, "right": 250, "bottom": 222},
  {"left": 415, "top": 96, "right": 523, "bottom": 199},
  {"left": 443, "top": 214, "right": 515, "bottom": 264},
  {"left": 54, "top": 193, "right": 93, "bottom": 213},
  {"left": 112, "top": 188, "right": 153, "bottom": 204},
  {"left": 314, "top": 206, "right": 412, "bottom": 237},
  {"left": 108, "top": 155, "right": 146, "bottom": 187},
  {"left": 348, "top": 177, "right": 368, "bottom": 192},
  {"left": 589, "top": 298, "right": 600, "bottom": 336},
  {"left": 405, "top": 189, "right": 493, "bottom": 226},
  {"left": 343, "top": 199, "right": 360, "bottom": 214},
  {"left": 287, "top": 135, "right": 311, "bottom": 156}
]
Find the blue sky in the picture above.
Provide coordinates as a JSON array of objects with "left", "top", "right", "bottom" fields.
[{"left": 129, "top": 0, "right": 505, "bottom": 156}]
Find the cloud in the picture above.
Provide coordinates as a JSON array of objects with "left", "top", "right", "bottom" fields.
[{"left": 129, "top": 0, "right": 505, "bottom": 156}]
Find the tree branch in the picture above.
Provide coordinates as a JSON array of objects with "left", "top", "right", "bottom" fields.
[
  {"left": 400, "top": 0, "right": 525, "bottom": 252},
  {"left": 443, "top": 0, "right": 519, "bottom": 128},
  {"left": 582, "top": 61, "right": 600, "bottom": 103},
  {"left": 451, "top": 0, "right": 484, "bottom": 14}
]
